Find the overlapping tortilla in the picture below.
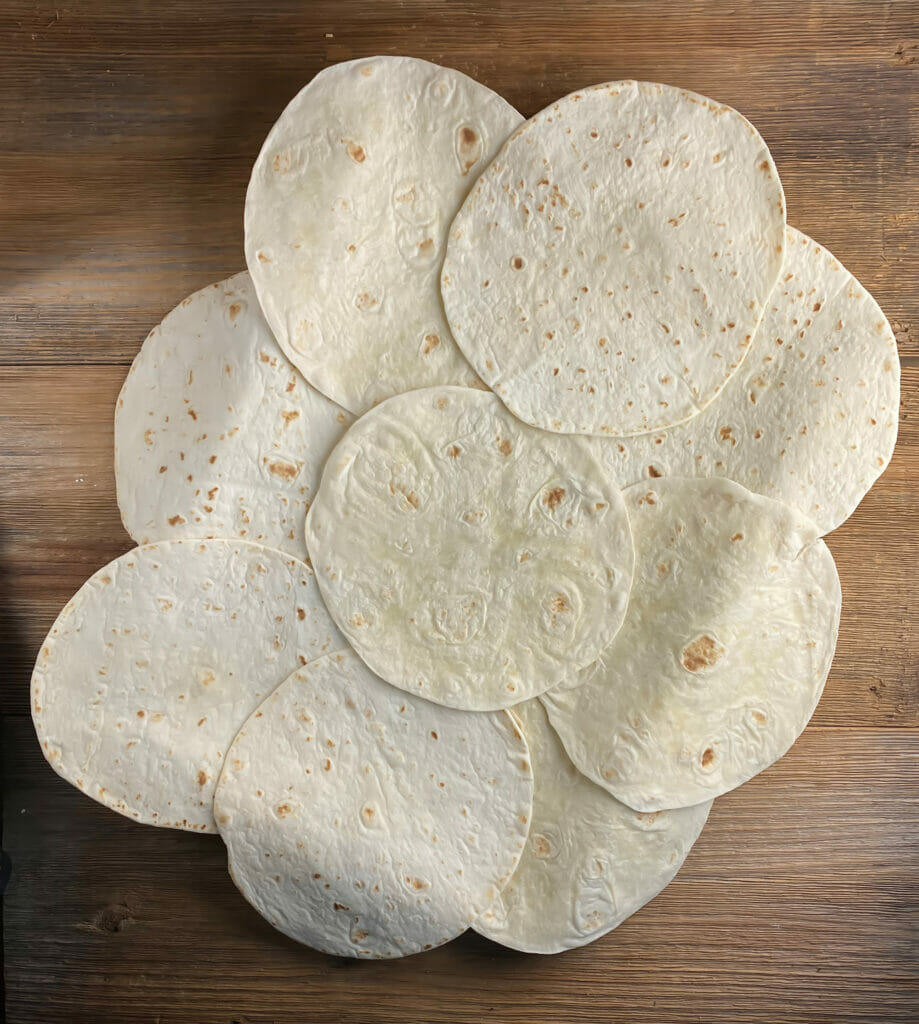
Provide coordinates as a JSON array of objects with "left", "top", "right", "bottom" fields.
[
  {"left": 443, "top": 80, "right": 785, "bottom": 436},
  {"left": 32, "top": 539, "right": 342, "bottom": 831},
  {"left": 215, "top": 650, "right": 533, "bottom": 958}
]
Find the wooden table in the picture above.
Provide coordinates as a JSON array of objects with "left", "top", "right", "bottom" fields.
[{"left": 2, "top": 2, "right": 917, "bottom": 1021}]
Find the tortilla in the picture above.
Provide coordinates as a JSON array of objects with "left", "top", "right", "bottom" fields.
[
  {"left": 214, "top": 649, "right": 533, "bottom": 958},
  {"left": 595, "top": 227, "right": 900, "bottom": 534},
  {"left": 305, "top": 386, "right": 634, "bottom": 711},
  {"left": 31, "top": 539, "right": 343, "bottom": 832},
  {"left": 115, "top": 272, "right": 351, "bottom": 561},
  {"left": 442, "top": 79, "right": 786, "bottom": 437},
  {"left": 542, "top": 478, "right": 840, "bottom": 811},
  {"left": 244, "top": 56, "right": 522, "bottom": 414},
  {"left": 475, "top": 700, "right": 711, "bottom": 954}
]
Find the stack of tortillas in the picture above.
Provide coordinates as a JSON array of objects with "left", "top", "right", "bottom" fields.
[{"left": 33, "top": 56, "right": 899, "bottom": 958}]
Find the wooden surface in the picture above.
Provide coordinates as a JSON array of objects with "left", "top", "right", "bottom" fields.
[{"left": 1, "top": 2, "right": 917, "bottom": 1021}]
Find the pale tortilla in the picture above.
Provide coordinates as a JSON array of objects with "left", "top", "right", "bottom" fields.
[
  {"left": 595, "top": 227, "right": 900, "bottom": 534},
  {"left": 214, "top": 650, "right": 533, "bottom": 958},
  {"left": 115, "top": 272, "right": 351, "bottom": 560},
  {"left": 306, "top": 386, "right": 634, "bottom": 711},
  {"left": 542, "top": 478, "right": 841, "bottom": 811},
  {"left": 31, "top": 540, "right": 343, "bottom": 832},
  {"left": 244, "top": 56, "right": 523, "bottom": 414},
  {"left": 476, "top": 700, "right": 711, "bottom": 954},
  {"left": 442, "top": 80, "right": 786, "bottom": 436}
]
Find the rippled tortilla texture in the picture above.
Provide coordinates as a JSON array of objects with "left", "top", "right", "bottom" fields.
[{"left": 306, "top": 386, "right": 634, "bottom": 710}]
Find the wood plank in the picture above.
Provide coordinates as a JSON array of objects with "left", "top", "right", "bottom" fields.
[
  {"left": 3, "top": 366, "right": 916, "bottom": 725},
  {"left": 4, "top": 716, "right": 917, "bottom": 1024}
]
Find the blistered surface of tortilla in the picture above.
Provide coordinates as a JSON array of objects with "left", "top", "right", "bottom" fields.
[
  {"left": 475, "top": 700, "right": 710, "bottom": 953},
  {"left": 542, "top": 478, "right": 841, "bottom": 810},
  {"left": 31, "top": 540, "right": 344, "bottom": 832},
  {"left": 215, "top": 650, "right": 534, "bottom": 958},
  {"left": 306, "top": 387, "right": 634, "bottom": 710},
  {"left": 594, "top": 227, "right": 900, "bottom": 533},
  {"left": 245, "top": 56, "right": 523, "bottom": 414},
  {"left": 442, "top": 80, "right": 786, "bottom": 436},
  {"left": 115, "top": 272, "right": 351, "bottom": 560}
]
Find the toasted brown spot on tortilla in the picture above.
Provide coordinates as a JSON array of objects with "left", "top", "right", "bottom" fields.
[
  {"left": 648, "top": 465, "right": 662, "bottom": 478},
  {"left": 281, "top": 410, "right": 300, "bottom": 428},
  {"left": 552, "top": 593, "right": 569, "bottom": 613},
  {"left": 422, "top": 333, "right": 440, "bottom": 354},
  {"left": 447, "top": 444, "right": 461, "bottom": 458},
  {"left": 344, "top": 140, "right": 366, "bottom": 163},
  {"left": 257, "top": 252, "right": 271, "bottom": 263},
  {"left": 406, "top": 876, "right": 428, "bottom": 890},
  {"left": 719, "top": 425, "right": 736, "bottom": 445},
  {"left": 731, "top": 533, "right": 744, "bottom": 542},
  {"left": 323, "top": 759, "right": 332, "bottom": 771},
  {"left": 264, "top": 459, "right": 299, "bottom": 481},
  {"left": 753, "top": 711, "right": 768, "bottom": 724},
  {"left": 682, "top": 635, "right": 723, "bottom": 672},
  {"left": 228, "top": 303, "right": 241, "bottom": 321},
  {"left": 701, "top": 747, "right": 715, "bottom": 767},
  {"left": 511, "top": 256, "right": 524, "bottom": 270},
  {"left": 197, "top": 770, "right": 207, "bottom": 787},
  {"left": 497, "top": 438, "right": 512, "bottom": 456},
  {"left": 544, "top": 487, "right": 566, "bottom": 509},
  {"left": 276, "top": 803, "right": 292, "bottom": 817}
]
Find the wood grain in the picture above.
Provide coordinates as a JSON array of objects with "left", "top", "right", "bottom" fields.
[{"left": 2, "top": 2, "right": 917, "bottom": 1022}]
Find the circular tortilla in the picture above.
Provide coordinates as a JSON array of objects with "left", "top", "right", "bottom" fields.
[
  {"left": 475, "top": 700, "right": 710, "bottom": 954},
  {"left": 115, "top": 272, "right": 351, "bottom": 561},
  {"left": 305, "top": 386, "right": 634, "bottom": 711},
  {"left": 595, "top": 226, "right": 901, "bottom": 534},
  {"left": 31, "top": 539, "right": 343, "bottom": 832},
  {"left": 244, "top": 56, "right": 523, "bottom": 414},
  {"left": 214, "top": 650, "right": 534, "bottom": 959},
  {"left": 442, "top": 79, "right": 786, "bottom": 436},
  {"left": 542, "top": 478, "right": 841, "bottom": 811}
]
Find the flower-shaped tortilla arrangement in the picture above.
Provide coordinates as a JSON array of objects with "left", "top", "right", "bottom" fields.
[{"left": 32, "top": 56, "right": 899, "bottom": 958}]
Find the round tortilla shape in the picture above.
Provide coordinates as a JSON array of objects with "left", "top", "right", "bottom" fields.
[
  {"left": 594, "top": 226, "right": 900, "bottom": 534},
  {"left": 542, "top": 478, "right": 841, "bottom": 811},
  {"left": 442, "top": 79, "right": 786, "bottom": 436},
  {"left": 115, "top": 272, "right": 351, "bottom": 561},
  {"left": 305, "top": 386, "right": 634, "bottom": 711},
  {"left": 214, "top": 649, "right": 534, "bottom": 959},
  {"left": 31, "top": 539, "right": 343, "bottom": 832},
  {"left": 244, "top": 56, "right": 523, "bottom": 414},
  {"left": 475, "top": 700, "right": 710, "bottom": 954}
]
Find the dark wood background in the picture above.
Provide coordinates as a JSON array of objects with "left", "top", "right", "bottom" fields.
[{"left": 1, "top": 2, "right": 917, "bottom": 1021}]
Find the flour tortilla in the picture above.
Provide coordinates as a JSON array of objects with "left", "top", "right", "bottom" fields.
[
  {"left": 115, "top": 272, "right": 351, "bottom": 560},
  {"left": 306, "top": 386, "right": 634, "bottom": 711},
  {"left": 244, "top": 56, "right": 522, "bottom": 414},
  {"left": 442, "top": 80, "right": 786, "bottom": 436},
  {"left": 542, "top": 478, "right": 841, "bottom": 811},
  {"left": 214, "top": 649, "right": 533, "bottom": 958},
  {"left": 475, "top": 700, "right": 710, "bottom": 954},
  {"left": 595, "top": 227, "right": 900, "bottom": 534},
  {"left": 31, "top": 540, "right": 343, "bottom": 832}
]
